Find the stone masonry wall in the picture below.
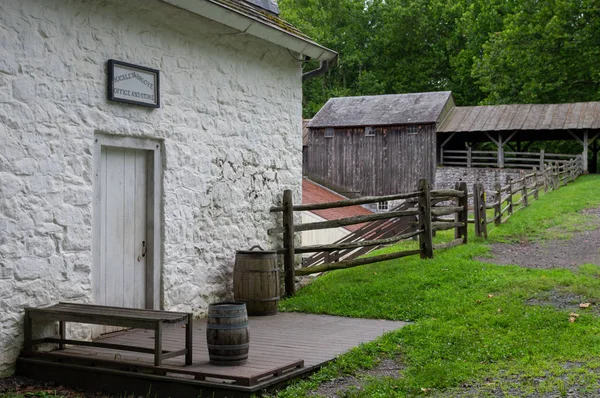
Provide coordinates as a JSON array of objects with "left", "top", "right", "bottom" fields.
[
  {"left": 0, "top": 0, "right": 301, "bottom": 375},
  {"left": 436, "top": 166, "right": 529, "bottom": 193}
]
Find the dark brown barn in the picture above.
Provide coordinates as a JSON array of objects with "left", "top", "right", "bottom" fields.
[{"left": 306, "top": 92, "right": 455, "bottom": 197}]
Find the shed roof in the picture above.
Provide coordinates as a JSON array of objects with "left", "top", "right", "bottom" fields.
[
  {"left": 308, "top": 91, "right": 453, "bottom": 128},
  {"left": 438, "top": 102, "right": 600, "bottom": 133},
  {"left": 302, "top": 179, "right": 372, "bottom": 232}
]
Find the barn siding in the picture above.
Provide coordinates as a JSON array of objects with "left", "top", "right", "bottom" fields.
[{"left": 307, "top": 125, "right": 437, "bottom": 196}]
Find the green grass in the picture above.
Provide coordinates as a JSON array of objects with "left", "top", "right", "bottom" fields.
[{"left": 272, "top": 175, "right": 600, "bottom": 397}]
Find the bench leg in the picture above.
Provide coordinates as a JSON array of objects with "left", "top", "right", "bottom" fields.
[
  {"left": 58, "top": 321, "right": 66, "bottom": 350},
  {"left": 185, "top": 313, "right": 193, "bottom": 366},
  {"left": 23, "top": 311, "right": 32, "bottom": 351},
  {"left": 154, "top": 322, "right": 162, "bottom": 367}
]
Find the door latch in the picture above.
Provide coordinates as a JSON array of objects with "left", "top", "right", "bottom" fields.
[{"left": 137, "top": 241, "right": 147, "bottom": 262}]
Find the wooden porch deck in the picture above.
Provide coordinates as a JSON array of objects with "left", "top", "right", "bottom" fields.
[{"left": 18, "top": 312, "right": 407, "bottom": 398}]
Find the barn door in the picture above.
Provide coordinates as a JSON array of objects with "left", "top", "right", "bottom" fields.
[{"left": 97, "top": 146, "right": 148, "bottom": 310}]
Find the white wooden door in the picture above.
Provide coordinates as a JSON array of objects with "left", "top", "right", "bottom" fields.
[{"left": 98, "top": 146, "right": 148, "bottom": 309}]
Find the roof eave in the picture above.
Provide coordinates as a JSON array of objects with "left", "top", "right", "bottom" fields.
[{"left": 163, "top": 0, "right": 338, "bottom": 61}]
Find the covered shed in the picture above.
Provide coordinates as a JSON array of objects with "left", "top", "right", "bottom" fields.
[
  {"left": 306, "top": 91, "right": 455, "bottom": 196},
  {"left": 438, "top": 102, "right": 600, "bottom": 172}
]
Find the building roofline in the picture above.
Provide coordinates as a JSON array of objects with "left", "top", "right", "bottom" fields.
[{"left": 163, "top": 0, "right": 338, "bottom": 61}]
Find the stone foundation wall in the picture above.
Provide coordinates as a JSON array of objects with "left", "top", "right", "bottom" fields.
[
  {"left": 435, "top": 167, "right": 529, "bottom": 192},
  {"left": 0, "top": 0, "right": 301, "bottom": 375}
]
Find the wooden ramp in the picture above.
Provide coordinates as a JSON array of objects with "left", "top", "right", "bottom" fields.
[{"left": 18, "top": 313, "right": 407, "bottom": 398}]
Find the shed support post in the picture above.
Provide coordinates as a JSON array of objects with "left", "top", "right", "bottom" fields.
[
  {"left": 418, "top": 179, "right": 433, "bottom": 259},
  {"left": 439, "top": 132, "right": 456, "bottom": 166},
  {"left": 467, "top": 147, "right": 472, "bottom": 168},
  {"left": 282, "top": 189, "right": 296, "bottom": 296}
]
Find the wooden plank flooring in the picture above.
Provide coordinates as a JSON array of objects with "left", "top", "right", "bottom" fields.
[{"left": 38, "top": 313, "right": 407, "bottom": 382}]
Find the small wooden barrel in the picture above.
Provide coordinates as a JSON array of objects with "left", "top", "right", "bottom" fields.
[
  {"left": 206, "top": 302, "right": 249, "bottom": 366},
  {"left": 234, "top": 247, "right": 280, "bottom": 316}
]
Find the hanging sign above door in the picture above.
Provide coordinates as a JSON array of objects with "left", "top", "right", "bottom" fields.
[{"left": 107, "top": 59, "right": 160, "bottom": 108}]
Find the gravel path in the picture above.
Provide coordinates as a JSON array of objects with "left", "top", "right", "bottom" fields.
[{"left": 479, "top": 208, "right": 600, "bottom": 270}]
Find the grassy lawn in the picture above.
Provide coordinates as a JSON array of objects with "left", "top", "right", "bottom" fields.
[{"left": 274, "top": 175, "right": 600, "bottom": 397}]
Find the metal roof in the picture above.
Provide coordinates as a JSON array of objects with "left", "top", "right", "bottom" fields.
[
  {"left": 309, "top": 91, "right": 453, "bottom": 128},
  {"left": 302, "top": 179, "right": 372, "bottom": 232},
  {"left": 438, "top": 102, "right": 600, "bottom": 133}
]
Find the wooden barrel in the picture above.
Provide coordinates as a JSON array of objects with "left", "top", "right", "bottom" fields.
[
  {"left": 206, "top": 302, "right": 249, "bottom": 366},
  {"left": 234, "top": 247, "right": 279, "bottom": 316}
]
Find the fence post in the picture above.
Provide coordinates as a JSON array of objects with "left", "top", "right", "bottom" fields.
[
  {"left": 522, "top": 175, "right": 528, "bottom": 207},
  {"left": 543, "top": 168, "right": 548, "bottom": 193},
  {"left": 455, "top": 182, "right": 469, "bottom": 244},
  {"left": 507, "top": 176, "right": 514, "bottom": 216},
  {"left": 533, "top": 171, "right": 539, "bottom": 200},
  {"left": 539, "top": 149, "right": 545, "bottom": 171},
  {"left": 494, "top": 182, "right": 502, "bottom": 226},
  {"left": 554, "top": 162, "right": 559, "bottom": 189},
  {"left": 418, "top": 179, "right": 433, "bottom": 259},
  {"left": 478, "top": 183, "right": 487, "bottom": 238},
  {"left": 473, "top": 183, "right": 481, "bottom": 237},
  {"left": 282, "top": 189, "right": 296, "bottom": 296}
]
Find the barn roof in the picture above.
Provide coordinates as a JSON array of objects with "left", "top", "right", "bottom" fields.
[
  {"left": 438, "top": 102, "right": 600, "bottom": 133},
  {"left": 302, "top": 179, "right": 372, "bottom": 232},
  {"left": 308, "top": 91, "right": 453, "bottom": 128},
  {"left": 302, "top": 119, "right": 310, "bottom": 146}
]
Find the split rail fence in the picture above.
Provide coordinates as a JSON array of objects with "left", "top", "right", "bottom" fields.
[
  {"left": 271, "top": 157, "right": 583, "bottom": 296},
  {"left": 470, "top": 157, "right": 583, "bottom": 238}
]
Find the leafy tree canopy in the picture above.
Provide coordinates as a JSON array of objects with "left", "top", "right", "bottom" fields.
[{"left": 280, "top": 0, "right": 600, "bottom": 118}]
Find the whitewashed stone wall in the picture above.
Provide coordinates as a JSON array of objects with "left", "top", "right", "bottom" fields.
[{"left": 0, "top": 0, "right": 302, "bottom": 376}]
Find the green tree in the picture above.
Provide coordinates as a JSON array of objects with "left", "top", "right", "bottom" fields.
[{"left": 473, "top": 0, "right": 600, "bottom": 104}]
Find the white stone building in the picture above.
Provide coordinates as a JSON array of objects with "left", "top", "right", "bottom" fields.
[{"left": 0, "top": 0, "right": 336, "bottom": 375}]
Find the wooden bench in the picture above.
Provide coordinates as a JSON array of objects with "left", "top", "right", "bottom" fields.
[{"left": 23, "top": 302, "right": 193, "bottom": 366}]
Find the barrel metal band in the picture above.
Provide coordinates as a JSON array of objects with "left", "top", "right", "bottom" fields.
[
  {"left": 207, "top": 322, "right": 249, "bottom": 330},
  {"left": 240, "top": 297, "right": 279, "bottom": 302},
  {"left": 209, "top": 354, "right": 249, "bottom": 360},
  {"left": 207, "top": 343, "right": 249, "bottom": 350},
  {"left": 207, "top": 312, "right": 248, "bottom": 318}
]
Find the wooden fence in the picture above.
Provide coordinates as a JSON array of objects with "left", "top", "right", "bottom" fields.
[
  {"left": 270, "top": 157, "right": 583, "bottom": 296},
  {"left": 299, "top": 200, "right": 415, "bottom": 269},
  {"left": 269, "top": 180, "right": 469, "bottom": 296},
  {"left": 440, "top": 149, "right": 579, "bottom": 169},
  {"left": 470, "top": 157, "right": 583, "bottom": 238}
]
